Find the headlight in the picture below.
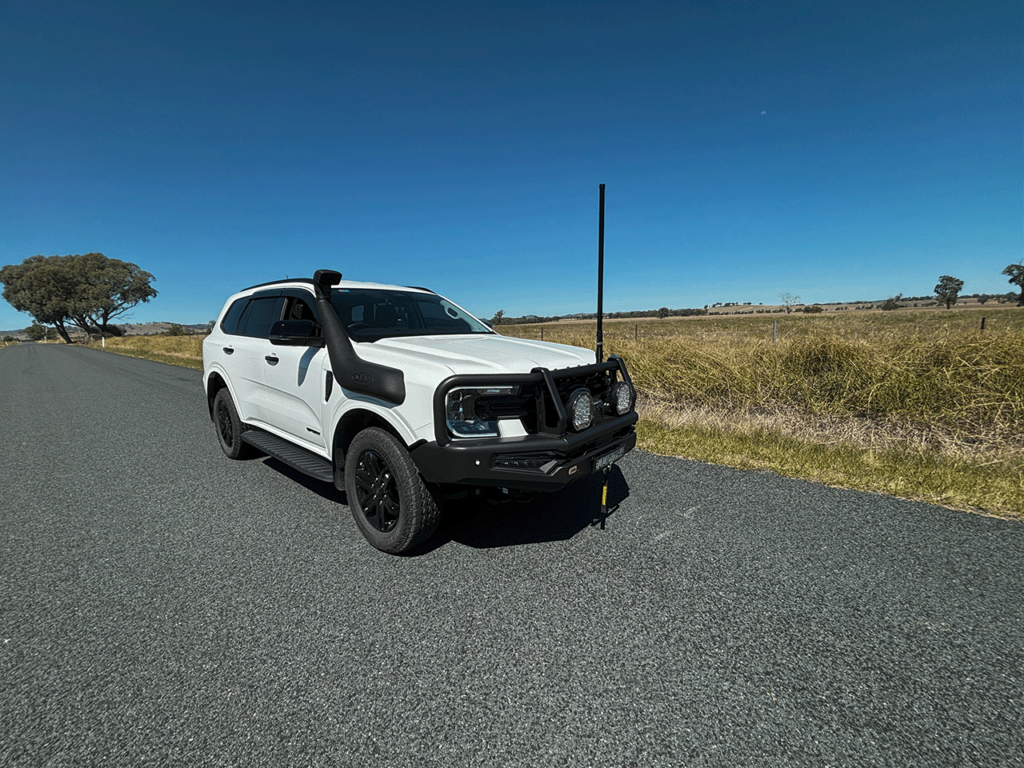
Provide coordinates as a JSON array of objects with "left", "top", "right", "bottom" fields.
[
  {"left": 567, "top": 388, "right": 594, "bottom": 432},
  {"left": 611, "top": 381, "right": 635, "bottom": 416},
  {"left": 446, "top": 386, "right": 517, "bottom": 438}
]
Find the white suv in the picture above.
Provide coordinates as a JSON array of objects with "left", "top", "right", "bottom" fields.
[{"left": 203, "top": 269, "right": 637, "bottom": 553}]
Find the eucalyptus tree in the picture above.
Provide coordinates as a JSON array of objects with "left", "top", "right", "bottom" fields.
[
  {"left": 1003, "top": 264, "right": 1023, "bottom": 306},
  {"left": 934, "top": 275, "right": 964, "bottom": 309},
  {"left": 0, "top": 253, "right": 157, "bottom": 341}
]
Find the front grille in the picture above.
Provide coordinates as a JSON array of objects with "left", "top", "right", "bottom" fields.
[
  {"left": 434, "top": 357, "right": 633, "bottom": 446},
  {"left": 532, "top": 367, "right": 614, "bottom": 432},
  {"left": 552, "top": 369, "right": 611, "bottom": 403}
]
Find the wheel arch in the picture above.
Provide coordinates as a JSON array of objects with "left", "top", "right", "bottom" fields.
[
  {"left": 331, "top": 407, "right": 410, "bottom": 468},
  {"left": 205, "top": 371, "right": 229, "bottom": 420}
]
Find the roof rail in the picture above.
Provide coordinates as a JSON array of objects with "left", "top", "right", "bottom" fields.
[{"left": 241, "top": 277, "right": 315, "bottom": 292}]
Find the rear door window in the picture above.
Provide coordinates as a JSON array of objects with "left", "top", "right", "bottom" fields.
[{"left": 240, "top": 297, "right": 284, "bottom": 338}]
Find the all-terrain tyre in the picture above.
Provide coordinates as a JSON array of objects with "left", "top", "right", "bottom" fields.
[
  {"left": 344, "top": 427, "right": 441, "bottom": 554},
  {"left": 213, "top": 388, "right": 255, "bottom": 460}
]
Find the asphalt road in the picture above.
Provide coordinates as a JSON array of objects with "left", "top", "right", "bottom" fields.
[{"left": 2, "top": 343, "right": 1022, "bottom": 767}]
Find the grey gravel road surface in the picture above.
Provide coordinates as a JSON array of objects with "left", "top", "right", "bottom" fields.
[{"left": 2, "top": 343, "right": 1022, "bottom": 767}]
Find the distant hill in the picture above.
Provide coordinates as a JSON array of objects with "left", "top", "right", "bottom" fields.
[
  {"left": 117, "top": 322, "right": 209, "bottom": 335},
  {"left": 496, "top": 294, "right": 1010, "bottom": 324},
  {"left": 0, "top": 322, "right": 209, "bottom": 341}
]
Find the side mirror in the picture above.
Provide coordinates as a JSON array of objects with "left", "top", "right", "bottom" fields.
[{"left": 269, "top": 319, "right": 324, "bottom": 346}]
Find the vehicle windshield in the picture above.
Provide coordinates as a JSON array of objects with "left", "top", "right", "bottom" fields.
[{"left": 330, "top": 289, "right": 493, "bottom": 341}]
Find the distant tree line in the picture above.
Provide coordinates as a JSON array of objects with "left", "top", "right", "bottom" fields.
[
  {"left": 491, "top": 307, "right": 709, "bottom": 325},
  {"left": 491, "top": 312, "right": 563, "bottom": 326},
  {"left": 781, "top": 265, "right": 1023, "bottom": 315},
  {"left": 611, "top": 307, "right": 708, "bottom": 319},
  {"left": 489, "top": 271, "right": 1022, "bottom": 325}
]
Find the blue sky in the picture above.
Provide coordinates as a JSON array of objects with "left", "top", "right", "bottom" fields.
[{"left": 1, "top": 0, "right": 1021, "bottom": 330}]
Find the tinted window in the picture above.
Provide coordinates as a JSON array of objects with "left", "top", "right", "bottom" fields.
[
  {"left": 220, "top": 298, "right": 249, "bottom": 335},
  {"left": 240, "top": 297, "right": 284, "bottom": 338},
  {"left": 283, "top": 296, "right": 320, "bottom": 327},
  {"left": 329, "top": 289, "right": 491, "bottom": 341},
  {"left": 416, "top": 298, "right": 478, "bottom": 333}
]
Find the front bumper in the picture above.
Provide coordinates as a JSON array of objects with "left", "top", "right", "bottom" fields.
[{"left": 410, "top": 412, "right": 638, "bottom": 492}]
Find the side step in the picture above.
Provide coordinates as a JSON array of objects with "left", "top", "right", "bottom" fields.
[{"left": 241, "top": 429, "right": 334, "bottom": 484}]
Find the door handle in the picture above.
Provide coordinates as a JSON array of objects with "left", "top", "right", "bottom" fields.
[
  {"left": 223, "top": 347, "right": 234, "bottom": 354},
  {"left": 265, "top": 355, "right": 279, "bottom": 364}
]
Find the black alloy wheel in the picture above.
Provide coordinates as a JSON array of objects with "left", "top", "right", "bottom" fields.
[
  {"left": 353, "top": 449, "right": 400, "bottom": 532},
  {"left": 212, "top": 388, "right": 254, "bottom": 460},
  {"left": 217, "top": 398, "right": 235, "bottom": 447},
  {"left": 344, "top": 427, "right": 441, "bottom": 554}
]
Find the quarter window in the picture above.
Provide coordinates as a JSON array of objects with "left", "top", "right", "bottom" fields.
[{"left": 220, "top": 298, "right": 249, "bottom": 335}]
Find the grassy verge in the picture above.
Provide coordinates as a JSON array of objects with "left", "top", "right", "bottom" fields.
[
  {"left": 88, "top": 335, "right": 205, "bottom": 369},
  {"left": 638, "top": 419, "right": 1022, "bottom": 519}
]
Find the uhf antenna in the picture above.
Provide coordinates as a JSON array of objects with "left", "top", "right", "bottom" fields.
[{"left": 596, "top": 183, "right": 605, "bottom": 364}]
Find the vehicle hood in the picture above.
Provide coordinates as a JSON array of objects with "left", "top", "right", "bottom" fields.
[{"left": 365, "top": 334, "right": 596, "bottom": 375}]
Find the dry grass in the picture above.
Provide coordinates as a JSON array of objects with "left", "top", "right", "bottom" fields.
[
  {"left": 503, "top": 308, "right": 1023, "bottom": 517},
  {"left": 503, "top": 309, "right": 1022, "bottom": 444},
  {"left": 90, "top": 334, "right": 205, "bottom": 369},
  {"left": 638, "top": 419, "right": 1022, "bottom": 518},
  {"left": 636, "top": 397, "right": 1016, "bottom": 465}
]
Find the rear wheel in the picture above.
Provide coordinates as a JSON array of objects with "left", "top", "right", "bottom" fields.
[
  {"left": 213, "top": 388, "right": 255, "bottom": 460},
  {"left": 344, "top": 427, "right": 440, "bottom": 553}
]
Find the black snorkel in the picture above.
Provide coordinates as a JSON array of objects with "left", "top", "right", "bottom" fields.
[{"left": 313, "top": 269, "right": 406, "bottom": 406}]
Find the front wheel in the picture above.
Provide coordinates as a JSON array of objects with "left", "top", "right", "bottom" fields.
[{"left": 344, "top": 427, "right": 440, "bottom": 553}]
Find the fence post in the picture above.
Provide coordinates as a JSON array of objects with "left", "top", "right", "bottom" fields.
[
  {"left": 773, "top": 321, "right": 777, "bottom": 345},
  {"left": 980, "top": 317, "right": 986, "bottom": 332},
  {"left": 635, "top": 324, "right": 638, "bottom": 342},
  {"left": 540, "top": 327, "right": 544, "bottom": 341}
]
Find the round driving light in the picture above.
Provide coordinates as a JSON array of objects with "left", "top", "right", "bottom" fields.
[
  {"left": 612, "top": 381, "right": 634, "bottom": 416},
  {"left": 567, "top": 388, "right": 593, "bottom": 431}
]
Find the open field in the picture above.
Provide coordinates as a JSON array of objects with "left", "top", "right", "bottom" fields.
[
  {"left": 86, "top": 307, "right": 1023, "bottom": 518},
  {"left": 502, "top": 308, "right": 1023, "bottom": 518},
  {"left": 90, "top": 334, "right": 205, "bottom": 369}
]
